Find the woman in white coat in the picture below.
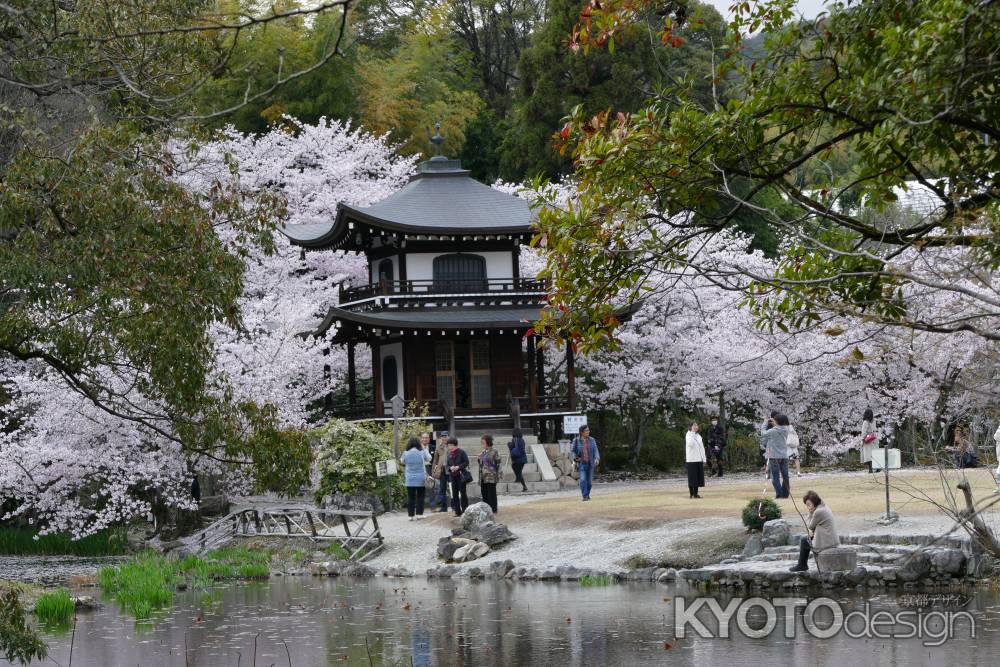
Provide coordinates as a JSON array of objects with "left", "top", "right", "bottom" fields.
[
  {"left": 860, "top": 408, "right": 878, "bottom": 474},
  {"left": 686, "top": 422, "right": 707, "bottom": 499}
]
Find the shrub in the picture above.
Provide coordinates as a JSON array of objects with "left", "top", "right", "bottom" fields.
[
  {"left": 579, "top": 575, "right": 614, "bottom": 587},
  {"left": 311, "top": 418, "right": 406, "bottom": 508},
  {"left": 0, "top": 587, "right": 48, "bottom": 664},
  {"left": 742, "top": 497, "right": 782, "bottom": 531},
  {"left": 33, "top": 590, "right": 74, "bottom": 626},
  {"left": 0, "top": 527, "right": 127, "bottom": 556}
]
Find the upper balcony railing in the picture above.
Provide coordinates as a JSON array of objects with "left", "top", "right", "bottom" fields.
[{"left": 339, "top": 277, "right": 549, "bottom": 304}]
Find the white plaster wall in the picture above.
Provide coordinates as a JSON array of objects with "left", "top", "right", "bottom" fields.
[
  {"left": 369, "top": 255, "right": 399, "bottom": 283},
  {"left": 405, "top": 251, "right": 514, "bottom": 284}
]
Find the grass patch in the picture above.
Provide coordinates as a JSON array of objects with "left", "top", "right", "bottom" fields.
[
  {"left": 33, "top": 589, "right": 74, "bottom": 626},
  {"left": 98, "top": 547, "right": 272, "bottom": 620},
  {"left": 579, "top": 575, "right": 615, "bottom": 587},
  {"left": 325, "top": 543, "right": 350, "bottom": 560},
  {"left": 0, "top": 527, "right": 127, "bottom": 556},
  {"left": 653, "top": 528, "right": 748, "bottom": 569}
]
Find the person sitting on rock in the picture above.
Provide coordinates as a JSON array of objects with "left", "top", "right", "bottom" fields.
[{"left": 790, "top": 490, "right": 839, "bottom": 572}]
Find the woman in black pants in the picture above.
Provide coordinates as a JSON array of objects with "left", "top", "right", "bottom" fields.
[
  {"left": 446, "top": 436, "right": 470, "bottom": 516},
  {"left": 400, "top": 436, "right": 431, "bottom": 520},
  {"left": 508, "top": 428, "right": 528, "bottom": 492}
]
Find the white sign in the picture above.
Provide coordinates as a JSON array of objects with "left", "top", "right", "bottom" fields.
[
  {"left": 558, "top": 439, "right": 572, "bottom": 455},
  {"left": 375, "top": 459, "right": 398, "bottom": 477},
  {"left": 871, "top": 448, "right": 901, "bottom": 470},
  {"left": 563, "top": 415, "right": 588, "bottom": 436}
]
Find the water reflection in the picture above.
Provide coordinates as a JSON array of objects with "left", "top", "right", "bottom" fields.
[{"left": 7, "top": 577, "right": 999, "bottom": 666}]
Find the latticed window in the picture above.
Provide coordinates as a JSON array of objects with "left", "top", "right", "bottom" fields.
[
  {"left": 432, "top": 253, "right": 486, "bottom": 292},
  {"left": 470, "top": 341, "right": 491, "bottom": 408}
]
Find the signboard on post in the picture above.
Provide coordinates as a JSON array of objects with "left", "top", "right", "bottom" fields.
[
  {"left": 563, "top": 415, "right": 587, "bottom": 436},
  {"left": 872, "top": 447, "right": 902, "bottom": 524},
  {"left": 375, "top": 459, "right": 398, "bottom": 477}
]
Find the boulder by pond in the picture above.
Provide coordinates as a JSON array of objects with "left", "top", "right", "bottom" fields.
[
  {"left": 760, "top": 519, "right": 791, "bottom": 549},
  {"left": 460, "top": 502, "right": 495, "bottom": 531}
]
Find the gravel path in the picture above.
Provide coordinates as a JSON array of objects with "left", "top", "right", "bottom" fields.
[{"left": 364, "top": 470, "right": 975, "bottom": 573}]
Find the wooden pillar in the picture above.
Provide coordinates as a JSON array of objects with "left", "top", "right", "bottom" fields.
[
  {"left": 512, "top": 245, "right": 521, "bottom": 283},
  {"left": 398, "top": 253, "right": 407, "bottom": 288},
  {"left": 566, "top": 341, "right": 577, "bottom": 411},
  {"left": 347, "top": 341, "right": 357, "bottom": 406},
  {"left": 527, "top": 335, "right": 537, "bottom": 410},
  {"left": 536, "top": 344, "right": 547, "bottom": 442},
  {"left": 372, "top": 342, "right": 382, "bottom": 417}
]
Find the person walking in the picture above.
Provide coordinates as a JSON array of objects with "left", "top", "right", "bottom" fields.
[
  {"left": 400, "top": 436, "right": 432, "bottom": 520},
  {"left": 446, "top": 436, "right": 470, "bottom": 517},
  {"left": 571, "top": 424, "right": 600, "bottom": 501},
  {"left": 707, "top": 417, "right": 726, "bottom": 477},
  {"left": 478, "top": 434, "right": 501, "bottom": 513},
  {"left": 685, "top": 422, "right": 707, "bottom": 499},
  {"left": 860, "top": 408, "right": 878, "bottom": 473},
  {"left": 507, "top": 428, "right": 529, "bottom": 492},
  {"left": 430, "top": 433, "right": 450, "bottom": 512},
  {"left": 762, "top": 414, "right": 791, "bottom": 498},
  {"left": 790, "top": 490, "right": 840, "bottom": 572}
]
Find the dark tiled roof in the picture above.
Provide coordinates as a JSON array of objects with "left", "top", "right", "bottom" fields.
[
  {"left": 281, "top": 158, "right": 535, "bottom": 249},
  {"left": 317, "top": 306, "right": 542, "bottom": 335}
]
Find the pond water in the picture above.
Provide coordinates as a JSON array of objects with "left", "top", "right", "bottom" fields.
[{"left": 7, "top": 576, "right": 1000, "bottom": 666}]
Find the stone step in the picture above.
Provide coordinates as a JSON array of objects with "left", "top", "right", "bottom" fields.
[{"left": 497, "top": 480, "right": 561, "bottom": 494}]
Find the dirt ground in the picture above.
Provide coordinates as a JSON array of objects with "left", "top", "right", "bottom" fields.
[{"left": 368, "top": 467, "right": 1000, "bottom": 572}]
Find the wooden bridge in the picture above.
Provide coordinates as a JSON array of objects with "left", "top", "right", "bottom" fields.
[{"left": 181, "top": 506, "right": 384, "bottom": 561}]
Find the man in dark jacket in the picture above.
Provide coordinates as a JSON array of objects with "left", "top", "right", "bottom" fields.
[{"left": 707, "top": 418, "right": 726, "bottom": 477}]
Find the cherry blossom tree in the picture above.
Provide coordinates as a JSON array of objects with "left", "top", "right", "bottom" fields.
[{"left": 0, "top": 118, "right": 416, "bottom": 535}]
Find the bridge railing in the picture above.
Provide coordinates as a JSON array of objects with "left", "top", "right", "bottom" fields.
[{"left": 180, "top": 507, "right": 384, "bottom": 561}]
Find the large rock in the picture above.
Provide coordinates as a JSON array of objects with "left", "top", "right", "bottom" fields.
[
  {"left": 815, "top": 547, "right": 858, "bottom": 572},
  {"left": 896, "top": 552, "right": 931, "bottom": 582},
  {"left": 460, "top": 502, "right": 495, "bottom": 531},
  {"left": 761, "top": 519, "right": 791, "bottom": 549},
  {"left": 438, "top": 536, "right": 477, "bottom": 561},
  {"left": 742, "top": 532, "right": 764, "bottom": 558},
  {"left": 470, "top": 521, "right": 515, "bottom": 547},
  {"left": 927, "top": 547, "right": 966, "bottom": 575},
  {"left": 452, "top": 544, "right": 475, "bottom": 562}
]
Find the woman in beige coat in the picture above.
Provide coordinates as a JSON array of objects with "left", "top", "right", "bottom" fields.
[{"left": 790, "top": 490, "right": 839, "bottom": 572}]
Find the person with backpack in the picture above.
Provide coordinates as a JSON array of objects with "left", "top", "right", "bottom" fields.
[
  {"left": 507, "top": 428, "right": 529, "bottom": 492},
  {"left": 478, "top": 434, "right": 501, "bottom": 513},
  {"left": 571, "top": 424, "right": 600, "bottom": 501}
]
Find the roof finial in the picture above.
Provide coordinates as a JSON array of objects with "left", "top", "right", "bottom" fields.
[{"left": 428, "top": 121, "right": 444, "bottom": 157}]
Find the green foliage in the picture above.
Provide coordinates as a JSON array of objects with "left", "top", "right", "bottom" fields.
[
  {"left": 532, "top": 0, "right": 1000, "bottom": 345},
  {"left": 325, "top": 543, "right": 350, "bottom": 561},
  {"left": 742, "top": 497, "right": 782, "bottom": 531},
  {"left": 501, "top": 0, "right": 727, "bottom": 180},
  {"left": 99, "top": 547, "right": 272, "bottom": 620},
  {"left": 0, "top": 587, "right": 47, "bottom": 665},
  {"left": 0, "top": 527, "right": 127, "bottom": 556},
  {"left": 311, "top": 418, "right": 406, "bottom": 507},
  {"left": 579, "top": 574, "right": 615, "bottom": 587},
  {"left": 355, "top": 1, "right": 482, "bottom": 156},
  {"left": 195, "top": 3, "right": 359, "bottom": 133},
  {"left": 32, "top": 590, "right": 74, "bottom": 626},
  {"left": 98, "top": 552, "right": 177, "bottom": 620}
]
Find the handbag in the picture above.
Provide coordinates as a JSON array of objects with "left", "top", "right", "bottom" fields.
[
  {"left": 460, "top": 468, "right": 473, "bottom": 484},
  {"left": 863, "top": 432, "right": 877, "bottom": 444},
  {"left": 424, "top": 476, "right": 436, "bottom": 491}
]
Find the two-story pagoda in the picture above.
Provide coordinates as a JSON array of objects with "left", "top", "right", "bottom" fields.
[{"left": 281, "top": 141, "right": 581, "bottom": 435}]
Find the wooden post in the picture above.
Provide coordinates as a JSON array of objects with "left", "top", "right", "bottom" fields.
[
  {"left": 372, "top": 344, "right": 382, "bottom": 417},
  {"left": 566, "top": 342, "right": 577, "bottom": 411},
  {"left": 527, "top": 335, "right": 538, "bottom": 410},
  {"left": 347, "top": 341, "right": 357, "bottom": 406}
]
